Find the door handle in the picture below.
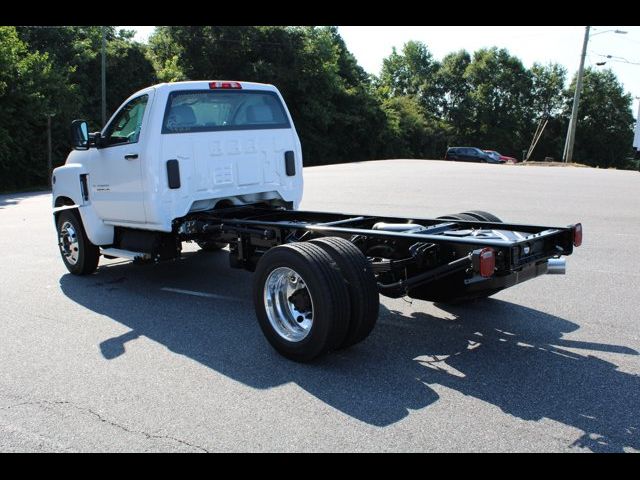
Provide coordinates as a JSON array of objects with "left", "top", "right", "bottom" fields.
[{"left": 124, "top": 154, "right": 138, "bottom": 160}]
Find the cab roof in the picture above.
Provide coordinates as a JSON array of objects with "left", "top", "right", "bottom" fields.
[{"left": 155, "top": 81, "right": 278, "bottom": 93}]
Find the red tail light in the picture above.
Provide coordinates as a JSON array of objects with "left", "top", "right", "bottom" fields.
[
  {"left": 573, "top": 223, "right": 582, "bottom": 247},
  {"left": 209, "top": 81, "right": 242, "bottom": 89},
  {"left": 479, "top": 248, "right": 496, "bottom": 277}
]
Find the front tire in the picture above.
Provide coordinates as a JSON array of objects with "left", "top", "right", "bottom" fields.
[
  {"left": 253, "top": 242, "right": 351, "bottom": 362},
  {"left": 56, "top": 209, "right": 100, "bottom": 275}
]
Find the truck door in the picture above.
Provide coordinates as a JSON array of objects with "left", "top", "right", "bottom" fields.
[{"left": 90, "top": 93, "right": 152, "bottom": 224}]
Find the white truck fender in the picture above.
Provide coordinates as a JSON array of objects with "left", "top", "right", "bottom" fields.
[
  {"left": 52, "top": 164, "right": 114, "bottom": 246},
  {"left": 52, "top": 164, "right": 86, "bottom": 208},
  {"left": 76, "top": 205, "right": 114, "bottom": 246}
]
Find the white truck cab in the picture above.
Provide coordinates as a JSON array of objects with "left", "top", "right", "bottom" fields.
[{"left": 53, "top": 81, "right": 303, "bottom": 247}]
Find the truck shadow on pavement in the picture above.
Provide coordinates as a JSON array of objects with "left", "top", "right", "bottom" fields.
[{"left": 59, "top": 250, "right": 639, "bottom": 452}]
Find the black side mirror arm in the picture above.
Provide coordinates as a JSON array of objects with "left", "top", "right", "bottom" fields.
[{"left": 90, "top": 132, "right": 103, "bottom": 149}]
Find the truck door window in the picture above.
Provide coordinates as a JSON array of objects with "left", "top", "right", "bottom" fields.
[{"left": 102, "top": 95, "right": 149, "bottom": 147}]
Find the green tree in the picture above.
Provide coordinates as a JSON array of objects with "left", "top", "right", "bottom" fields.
[
  {"left": 17, "top": 26, "right": 156, "bottom": 128},
  {"left": 0, "top": 26, "right": 75, "bottom": 190},
  {"left": 464, "top": 47, "right": 533, "bottom": 155},
  {"left": 378, "top": 41, "right": 440, "bottom": 115},
  {"left": 530, "top": 62, "right": 566, "bottom": 118},
  {"left": 12, "top": 26, "right": 157, "bottom": 181},
  {"left": 381, "top": 95, "right": 449, "bottom": 159},
  {"left": 565, "top": 68, "right": 634, "bottom": 168},
  {"left": 148, "top": 27, "right": 185, "bottom": 82},
  {"left": 527, "top": 63, "right": 567, "bottom": 160},
  {"left": 3, "top": 26, "right": 638, "bottom": 192},
  {"left": 0, "top": 27, "right": 73, "bottom": 189},
  {"left": 102, "top": 31, "right": 157, "bottom": 120},
  {"left": 436, "top": 49, "right": 472, "bottom": 145}
]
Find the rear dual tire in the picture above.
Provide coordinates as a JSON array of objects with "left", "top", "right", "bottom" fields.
[
  {"left": 310, "top": 237, "right": 380, "bottom": 349},
  {"left": 253, "top": 237, "right": 379, "bottom": 362},
  {"left": 459, "top": 210, "right": 502, "bottom": 223},
  {"left": 254, "top": 242, "right": 349, "bottom": 362},
  {"left": 437, "top": 210, "right": 502, "bottom": 223}
]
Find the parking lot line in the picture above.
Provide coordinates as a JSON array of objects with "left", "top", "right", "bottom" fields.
[{"left": 161, "top": 287, "right": 242, "bottom": 301}]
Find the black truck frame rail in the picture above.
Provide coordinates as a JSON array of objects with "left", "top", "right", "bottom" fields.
[{"left": 176, "top": 206, "right": 580, "bottom": 302}]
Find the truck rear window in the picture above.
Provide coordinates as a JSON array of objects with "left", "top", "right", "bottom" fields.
[{"left": 162, "top": 90, "right": 291, "bottom": 134}]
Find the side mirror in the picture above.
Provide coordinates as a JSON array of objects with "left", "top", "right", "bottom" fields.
[{"left": 71, "top": 119, "right": 90, "bottom": 150}]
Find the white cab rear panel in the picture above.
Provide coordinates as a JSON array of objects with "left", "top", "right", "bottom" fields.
[{"left": 144, "top": 81, "right": 303, "bottom": 231}]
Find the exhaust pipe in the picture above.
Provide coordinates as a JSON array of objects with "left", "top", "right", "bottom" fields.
[{"left": 547, "top": 258, "right": 566, "bottom": 275}]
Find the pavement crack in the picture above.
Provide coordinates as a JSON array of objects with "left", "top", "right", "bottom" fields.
[
  {"left": 0, "top": 400, "right": 72, "bottom": 411},
  {"left": 0, "top": 399, "right": 210, "bottom": 452},
  {"left": 76, "top": 405, "right": 211, "bottom": 452}
]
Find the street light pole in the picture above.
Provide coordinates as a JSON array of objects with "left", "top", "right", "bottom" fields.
[
  {"left": 101, "top": 26, "right": 107, "bottom": 126},
  {"left": 563, "top": 26, "right": 590, "bottom": 164},
  {"left": 635, "top": 97, "right": 640, "bottom": 171},
  {"left": 563, "top": 27, "right": 628, "bottom": 164},
  {"left": 46, "top": 113, "right": 56, "bottom": 187}
]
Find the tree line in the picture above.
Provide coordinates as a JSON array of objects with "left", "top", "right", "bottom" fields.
[{"left": 0, "top": 25, "right": 636, "bottom": 191}]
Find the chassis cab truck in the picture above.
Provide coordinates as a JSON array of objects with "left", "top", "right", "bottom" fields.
[{"left": 53, "top": 81, "right": 582, "bottom": 362}]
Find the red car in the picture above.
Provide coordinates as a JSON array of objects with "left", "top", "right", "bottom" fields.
[{"left": 483, "top": 150, "right": 518, "bottom": 164}]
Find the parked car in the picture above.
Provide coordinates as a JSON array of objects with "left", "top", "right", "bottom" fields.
[
  {"left": 444, "top": 147, "right": 502, "bottom": 163},
  {"left": 483, "top": 150, "right": 518, "bottom": 164}
]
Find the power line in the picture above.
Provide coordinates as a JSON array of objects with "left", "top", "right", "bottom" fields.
[
  {"left": 591, "top": 52, "right": 640, "bottom": 66},
  {"left": 616, "top": 35, "right": 640, "bottom": 46}
]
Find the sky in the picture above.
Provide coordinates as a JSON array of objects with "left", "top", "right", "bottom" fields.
[{"left": 121, "top": 25, "right": 640, "bottom": 118}]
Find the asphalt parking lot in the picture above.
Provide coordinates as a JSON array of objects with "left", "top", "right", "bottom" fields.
[{"left": 1, "top": 159, "right": 639, "bottom": 452}]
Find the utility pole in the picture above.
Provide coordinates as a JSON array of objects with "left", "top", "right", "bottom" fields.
[
  {"left": 563, "top": 26, "right": 590, "bottom": 164},
  {"left": 101, "top": 26, "right": 107, "bottom": 126},
  {"left": 635, "top": 98, "right": 640, "bottom": 171},
  {"left": 46, "top": 113, "right": 55, "bottom": 187}
]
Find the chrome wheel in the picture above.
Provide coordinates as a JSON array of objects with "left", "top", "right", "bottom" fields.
[
  {"left": 59, "top": 220, "right": 80, "bottom": 265},
  {"left": 263, "top": 267, "right": 314, "bottom": 342}
]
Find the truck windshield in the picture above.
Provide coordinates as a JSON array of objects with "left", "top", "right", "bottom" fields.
[{"left": 162, "top": 90, "right": 291, "bottom": 134}]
